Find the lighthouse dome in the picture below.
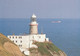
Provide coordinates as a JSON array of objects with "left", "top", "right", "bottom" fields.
[{"left": 32, "top": 14, "right": 36, "bottom": 18}]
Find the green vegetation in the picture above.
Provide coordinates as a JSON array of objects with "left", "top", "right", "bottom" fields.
[{"left": 29, "top": 42, "right": 61, "bottom": 56}]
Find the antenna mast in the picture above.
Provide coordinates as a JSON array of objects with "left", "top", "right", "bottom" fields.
[{"left": 41, "top": 27, "right": 43, "bottom": 34}]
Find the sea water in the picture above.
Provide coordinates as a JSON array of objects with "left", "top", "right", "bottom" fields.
[{"left": 0, "top": 18, "right": 80, "bottom": 56}]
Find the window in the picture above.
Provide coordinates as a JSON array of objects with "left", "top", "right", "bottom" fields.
[
  {"left": 19, "top": 45, "right": 22, "bottom": 47},
  {"left": 20, "top": 41, "right": 22, "bottom": 43},
  {"left": 9, "top": 37, "right": 11, "bottom": 38},
  {"left": 16, "top": 37, "right": 17, "bottom": 39},
  {"left": 19, "top": 37, "right": 22, "bottom": 39},
  {"left": 13, "top": 37, "right": 14, "bottom": 39},
  {"left": 16, "top": 41, "right": 17, "bottom": 43}
]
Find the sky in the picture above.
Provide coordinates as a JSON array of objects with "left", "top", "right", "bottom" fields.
[{"left": 0, "top": 0, "right": 80, "bottom": 19}]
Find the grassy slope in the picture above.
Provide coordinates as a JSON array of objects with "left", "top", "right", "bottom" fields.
[
  {"left": 0, "top": 33, "right": 13, "bottom": 56},
  {"left": 30, "top": 42, "right": 61, "bottom": 56},
  {"left": 0, "top": 33, "right": 24, "bottom": 56},
  {"left": 0, "top": 33, "right": 15, "bottom": 45}
]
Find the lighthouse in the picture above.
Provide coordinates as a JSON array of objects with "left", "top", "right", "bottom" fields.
[
  {"left": 7, "top": 14, "right": 49, "bottom": 55},
  {"left": 29, "top": 14, "right": 38, "bottom": 34}
]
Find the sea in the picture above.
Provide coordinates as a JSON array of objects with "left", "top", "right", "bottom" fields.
[{"left": 0, "top": 18, "right": 80, "bottom": 56}]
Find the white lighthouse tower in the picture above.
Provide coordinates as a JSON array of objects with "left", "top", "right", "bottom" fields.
[{"left": 30, "top": 14, "right": 38, "bottom": 34}]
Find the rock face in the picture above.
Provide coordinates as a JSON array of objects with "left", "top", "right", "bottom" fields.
[
  {"left": 0, "top": 33, "right": 25, "bottom": 56},
  {"left": 29, "top": 42, "right": 67, "bottom": 56}
]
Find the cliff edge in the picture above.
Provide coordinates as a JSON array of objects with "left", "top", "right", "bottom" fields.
[
  {"left": 29, "top": 42, "right": 67, "bottom": 56},
  {"left": 0, "top": 33, "right": 25, "bottom": 56}
]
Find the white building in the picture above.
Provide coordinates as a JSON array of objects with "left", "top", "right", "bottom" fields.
[{"left": 7, "top": 14, "right": 49, "bottom": 55}]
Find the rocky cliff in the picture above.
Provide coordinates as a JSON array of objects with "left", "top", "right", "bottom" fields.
[
  {"left": 29, "top": 42, "right": 67, "bottom": 56},
  {"left": 0, "top": 33, "right": 25, "bottom": 56},
  {"left": 0, "top": 33, "right": 67, "bottom": 56}
]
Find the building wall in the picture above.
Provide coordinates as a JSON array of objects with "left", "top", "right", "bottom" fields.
[{"left": 7, "top": 34, "right": 48, "bottom": 49}]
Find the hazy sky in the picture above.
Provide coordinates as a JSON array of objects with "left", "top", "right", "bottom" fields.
[{"left": 0, "top": 0, "right": 80, "bottom": 18}]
